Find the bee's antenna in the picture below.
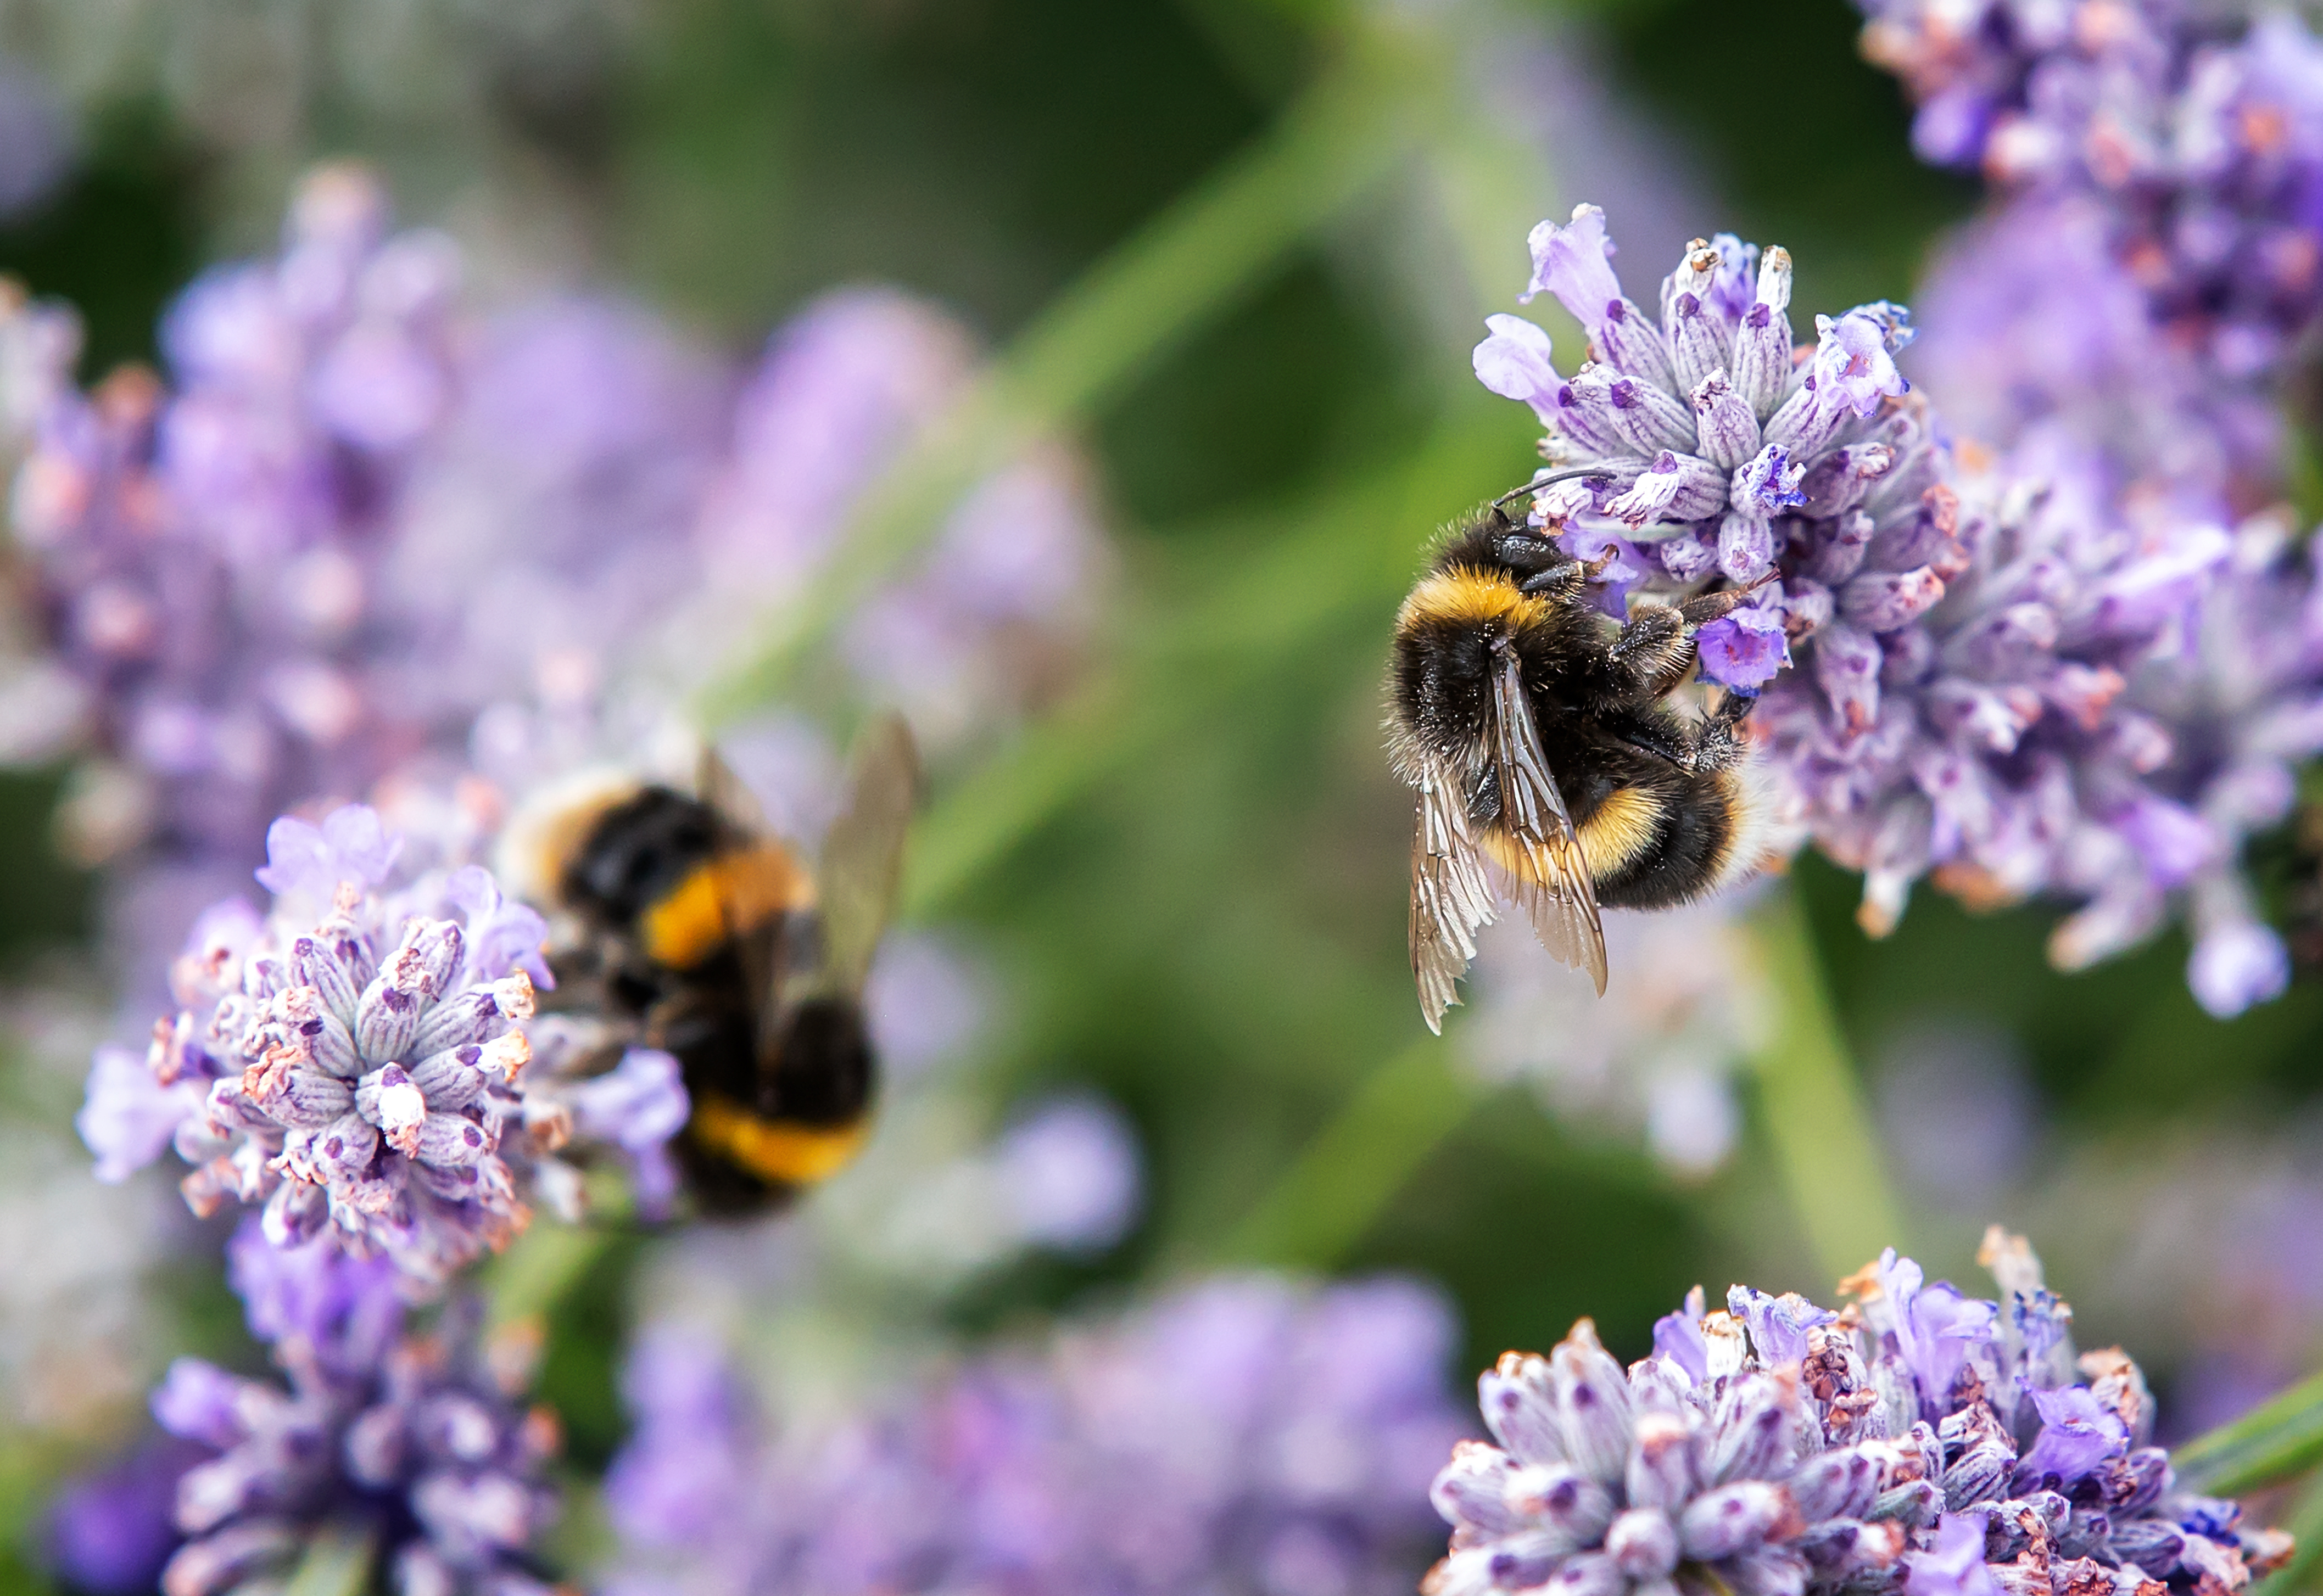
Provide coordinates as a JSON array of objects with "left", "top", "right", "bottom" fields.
[{"left": 1491, "top": 466, "right": 1613, "bottom": 513}]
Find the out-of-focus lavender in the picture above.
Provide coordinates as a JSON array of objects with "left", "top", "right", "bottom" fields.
[
  {"left": 1430, "top": 1232, "right": 2290, "bottom": 1596},
  {"left": 604, "top": 1272, "right": 1467, "bottom": 1596},
  {"left": 1860, "top": 2, "right": 2323, "bottom": 501},
  {"left": 42, "top": 1434, "right": 204, "bottom": 1595},
  {"left": 658, "top": 286, "right": 1112, "bottom": 763},
  {"left": 1873, "top": 1020, "right": 2043, "bottom": 1210},
  {"left": 0, "top": 165, "right": 1115, "bottom": 1028},
  {"left": 2002, "top": 1119, "right": 2323, "bottom": 1440},
  {"left": 135, "top": 1222, "right": 560, "bottom": 1596},
  {"left": 1459, "top": 902, "right": 1764, "bottom": 1176},
  {"left": 77, "top": 802, "right": 687, "bottom": 1291}
]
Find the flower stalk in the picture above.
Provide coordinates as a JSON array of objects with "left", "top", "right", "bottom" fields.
[
  {"left": 1744, "top": 884, "right": 1906, "bottom": 1284},
  {"left": 696, "top": 31, "right": 1434, "bottom": 728}
]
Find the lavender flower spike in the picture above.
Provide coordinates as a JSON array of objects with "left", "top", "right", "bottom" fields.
[
  {"left": 1476, "top": 209, "right": 1923, "bottom": 692},
  {"left": 1428, "top": 1229, "right": 2293, "bottom": 1596},
  {"left": 604, "top": 1273, "right": 1466, "bottom": 1595},
  {"left": 81, "top": 802, "right": 683, "bottom": 1290},
  {"left": 152, "top": 1224, "right": 560, "bottom": 1596}
]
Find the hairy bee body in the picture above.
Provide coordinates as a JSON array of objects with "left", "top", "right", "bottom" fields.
[
  {"left": 512, "top": 721, "right": 916, "bottom": 1218},
  {"left": 1387, "top": 507, "right": 1771, "bottom": 1026},
  {"left": 551, "top": 785, "right": 873, "bottom": 1216}
]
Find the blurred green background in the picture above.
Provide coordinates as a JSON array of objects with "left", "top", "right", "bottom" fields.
[{"left": 2, "top": 0, "right": 2318, "bottom": 1586}]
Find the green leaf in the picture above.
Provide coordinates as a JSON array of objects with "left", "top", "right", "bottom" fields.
[
  {"left": 2174, "top": 1368, "right": 2323, "bottom": 1498},
  {"left": 694, "top": 29, "right": 1434, "bottom": 730},
  {"left": 1744, "top": 887, "right": 1907, "bottom": 1287}
]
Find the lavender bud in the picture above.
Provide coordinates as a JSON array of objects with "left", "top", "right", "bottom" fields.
[
  {"left": 1681, "top": 1482, "right": 1802, "bottom": 1561},
  {"left": 1479, "top": 1353, "right": 1565, "bottom": 1468},
  {"left": 1606, "top": 1508, "right": 1681, "bottom": 1581},
  {"left": 1692, "top": 369, "right": 1763, "bottom": 470}
]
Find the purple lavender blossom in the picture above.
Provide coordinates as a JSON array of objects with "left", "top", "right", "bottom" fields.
[
  {"left": 1909, "top": 194, "right": 2272, "bottom": 499},
  {"left": 1477, "top": 205, "right": 1930, "bottom": 695},
  {"left": 148, "top": 1223, "right": 560, "bottom": 1596},
  {"left": 79, "top": 802, "right": 684, "bottom": 1290},
  {"left": 1428, "top": 1230, "right": 2292, "bottom": 1596},
  {"left": 1473, "top": 203, "right": 2323, "bottom": 999},
  {"left": 7, "top": 166, "right": 462, "bottom": 876},
  {"left": 604, "top": 1273, "right": 1467, "bottom": 1596},
  {"left": 42, "top": 1436, "right": 203, "bottom": 1595},
  {"left": 1860, "top": 3, "right": 2323, "bottom": 500}
]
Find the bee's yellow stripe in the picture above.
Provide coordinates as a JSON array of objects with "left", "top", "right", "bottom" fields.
[
  {"left": 639, "top": 847, "right": 813, "bottom": 968},
  {"left": 1397, "top": 566, "right": 1549, "bottom": 632},
  {"left": 690, "top": 1093, "right": 869, "bottom": 1187},
  {"left": 1479, "top": 786, "right": 1662, "bottom": 886},
  {"left": 1573, "top": 786, "right": 1661, "bottom": 880}
]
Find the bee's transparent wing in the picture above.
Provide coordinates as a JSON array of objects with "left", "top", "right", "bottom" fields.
[
  {"left": 696, "top": 742, "right": 770, "bottom": 838},
  {"left": 1409, "top": 755, "right": 1497, "bottom": 1034},
  {"left": 1489, "top": 648, "right": 1607, "bottom": 995},
  {"left": 802, "top": 713, "right": 920, "bottom": 1004}
]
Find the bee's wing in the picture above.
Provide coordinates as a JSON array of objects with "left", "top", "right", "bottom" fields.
[
  {"left": 797, "top": 713, "right": 920, "bottom": 1006},
  {"left": 696, "top": 742, "right": 770, "bottom": 837},
  {"left": 1410, "top": 755, "right": 1497, "bottom": 1034},
  {"left": 1489, "top": 647, "right": 1607, "bottom": 995}
]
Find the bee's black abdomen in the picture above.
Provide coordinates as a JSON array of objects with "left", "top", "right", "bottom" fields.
[
  {"left": 1593, "top": 768, "right": 1739, "bottom": 911},
  {"left": 562, "top": 787, "right": 724, "bottom": 930},
  {"left": 766, "top": 998, "right": 875, "bottom": 1127}
]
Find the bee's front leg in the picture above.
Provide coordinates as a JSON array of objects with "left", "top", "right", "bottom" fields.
[
  {"left": 1685, "top": 689, "right": 1758, "bottom": 774},
  {"left": 1515, "top": 544, "right": 1618, "bottom": 599},
  {"left": 1606, "top": 603, "right": 1695, "bottom": 702}
]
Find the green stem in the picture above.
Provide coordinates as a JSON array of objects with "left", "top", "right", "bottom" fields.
[
  {"left": 695, "top": 37, "right": 1431, "bottom": 729},
  {"left": 1216, "top": 1039, "right": 1476, "bottom": 1268},
  {"left": 1744, "top": 885, "right": 1905, "bottom": 1287},
  {"left": 902, "top": 413, "right": 1520, "bottom": 915},
  {"left": 282, "top": 1524, "right": 375, "bottom": 1596},
  {"left": 2252, "top": 1466, "right": 2323, "bottom": 1596},
  {"left": 482, "top": 1222, "right": 612, "bottom": 1335},
  {"left": 2175, "top": 1368, "right": 2323, "bottom": 1498}
]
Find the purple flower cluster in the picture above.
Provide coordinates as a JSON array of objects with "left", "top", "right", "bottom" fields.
[
  {"left": 1859, "top": 1, "right": 2323, "bottom": 483},
  {"left": 1429, "top": 1232, "right": 2290, "bottom": 1596},
  {"left": 143, "top": 1223, "right": 559, "bottom": 1596},
  {"left": 1475, "top": 204, "right": 1930, "bottom": 697},
  {"left": 1473, "top": 206, "right": 2323, "bottom": 1007},
  {"left": 602, "top": 1273, "right": 1467, "bottom": 1596},
  {"left": 0, "top": 165, "right": 1112, "bottom": 1026},
  {"left": 77, "top": 802, "right": 686, "bottom": 1290},
  {"left": 9, "top": 165, "right": 460, "bottom": 871}
]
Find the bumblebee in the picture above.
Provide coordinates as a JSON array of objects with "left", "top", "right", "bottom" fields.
[
  {"left": 508, "top": 718, "right": 918, "bottom": 1215},
  {"left": 1386, "top": 489, "right": 1774, "bottom": 1031}
]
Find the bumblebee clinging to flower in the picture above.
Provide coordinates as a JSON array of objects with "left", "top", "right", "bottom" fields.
[
  {"left": 1387, "top": 486, "right": 1775, "bottom": 1031},
  {"left": 506, "top": 716, "right": 918, "bottom": 1216}
]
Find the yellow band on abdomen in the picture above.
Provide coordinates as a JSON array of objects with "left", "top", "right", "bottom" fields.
[
  {"left": 690, "top": 1093, "right": 868, "bottom": 1187},
  {"left": 639, "top": 846, "right": 813, "bottom": 968}
]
